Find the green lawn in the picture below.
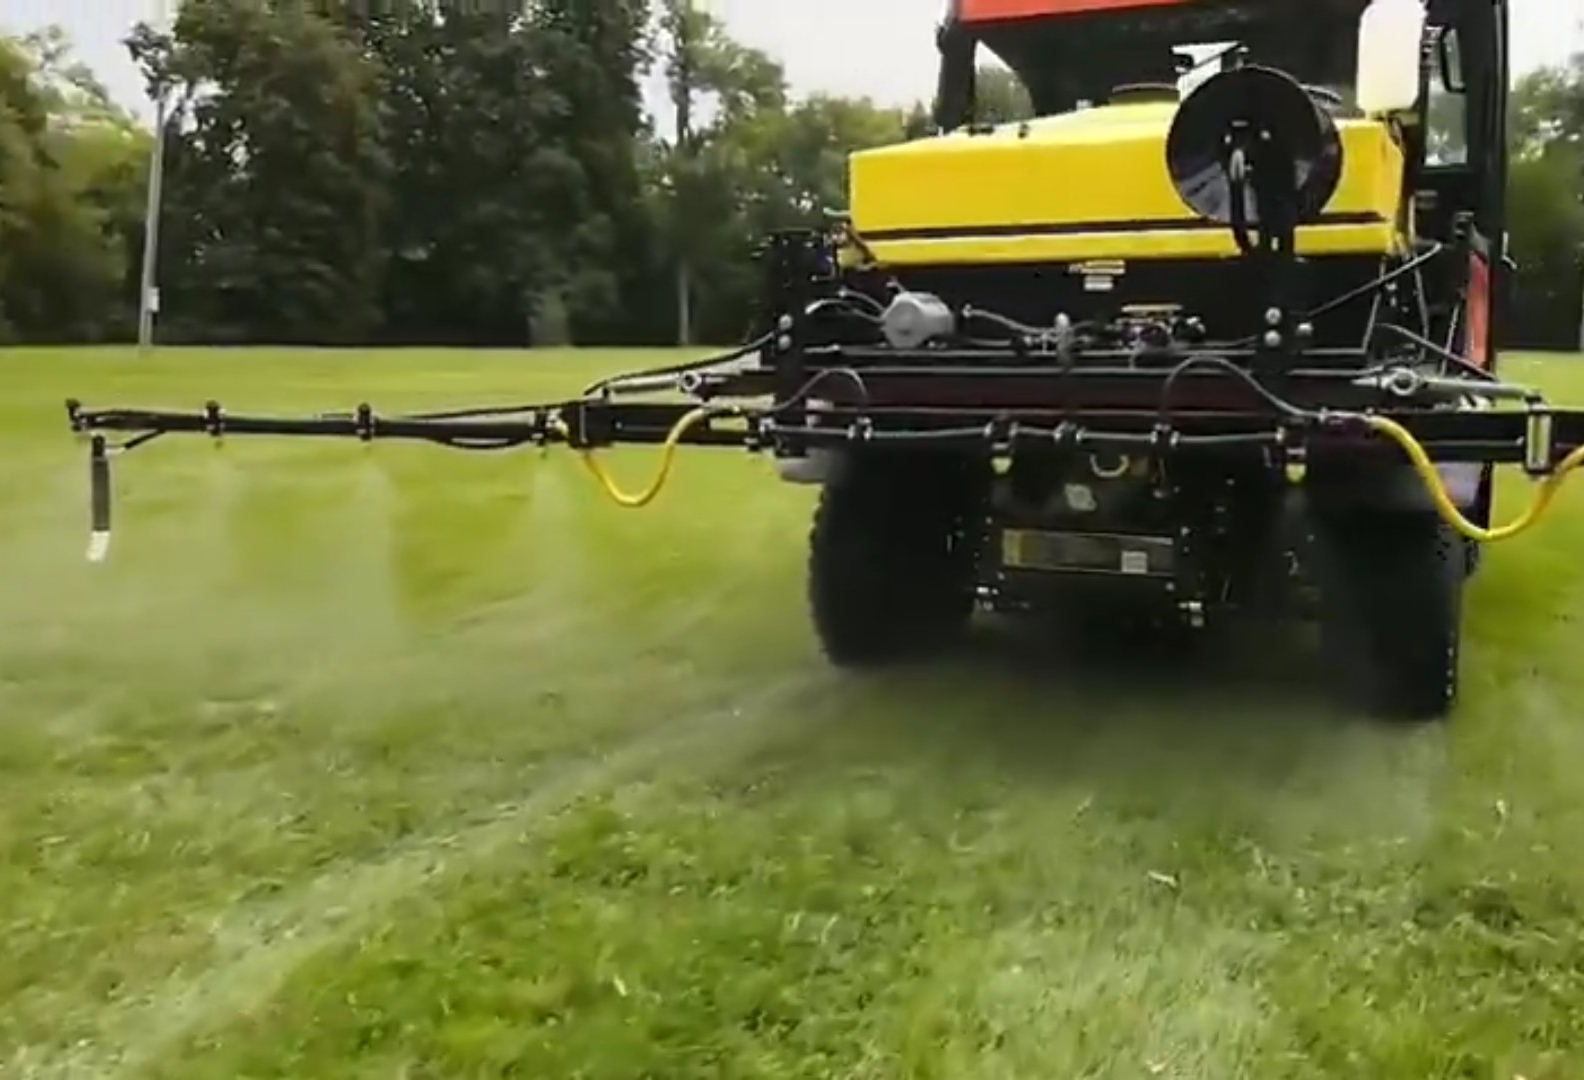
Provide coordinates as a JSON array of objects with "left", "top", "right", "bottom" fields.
[{"left": 4, "top": 346, "right": 1584, "bottom": 1079}]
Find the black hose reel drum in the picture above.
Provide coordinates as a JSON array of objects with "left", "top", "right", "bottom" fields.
[{"left": 1165, "top": 64, "right": 1345, "bottom": 258}]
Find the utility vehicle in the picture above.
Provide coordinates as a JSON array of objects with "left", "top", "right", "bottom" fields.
[{"left": 68, "top": 0, "right": 1584, "bottom": 721}]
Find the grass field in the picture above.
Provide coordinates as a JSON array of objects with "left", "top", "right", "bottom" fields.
[{"left": 4, "top": 346, "right": 1584, "bottom": 1079}]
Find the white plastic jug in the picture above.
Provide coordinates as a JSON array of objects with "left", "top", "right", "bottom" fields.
[{"left": 1356, "top": 0, "right": 1428, "bottom": 115}]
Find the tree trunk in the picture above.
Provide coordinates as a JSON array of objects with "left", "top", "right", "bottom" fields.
[{"left": 675, "top": 260, "right": 691, "bottom": 346}]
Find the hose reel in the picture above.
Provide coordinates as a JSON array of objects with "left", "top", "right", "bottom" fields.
[{"left": 1165, "top": 64, "right": 1346, "bottom": 258}]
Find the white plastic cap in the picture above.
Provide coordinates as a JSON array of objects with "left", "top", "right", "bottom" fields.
[{"left": 1356, "top": 0, "right": 1428, "bottom": 115}]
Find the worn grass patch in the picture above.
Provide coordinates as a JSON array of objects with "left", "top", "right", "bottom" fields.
[{"left": 2, "top": 346, "right": 1584, "bottom": 1079}]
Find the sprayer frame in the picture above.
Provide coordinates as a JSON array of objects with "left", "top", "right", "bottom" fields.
[
  {"left": 65, "top": 219, "right": 1584, "bottom": 481},
  {"left": 61, "top": 213, "right": 1584, "bottom": 728},
  {"left": 62, "top": 3, "right": 1574, "bottom": 722}
]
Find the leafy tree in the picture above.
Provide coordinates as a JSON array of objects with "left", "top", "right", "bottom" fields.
[
  {"left": 1505, "top": 59, "right": 1584, "bottom": 349},
  {"left": 0, "top": 30, "right": 148, "bottom": 342},
  {"left": 127, "top": 0, "right": 390, "bottom": 344},
  {"left": 4, "top": 11, "right": 1578, "bottom": 353},
  {"left": 329, "top": 0, "right": 653, "bottom": 346},
  {"left": 971, "top": 63, "right": 1035, "bottom": 125},
  {"left": 534, "top": 0, "right": 654, "bottom": 345},
  {"left": 653, "top": 0, "right": 787, "bottom": 344},
  {"left": 1507, "top": 148, "right": 1584, "bottom": 347},
  {"left": 341, "top": 5, "right": 578, "bottom": 345},
  {"left": 1511, "top": 56, "right": 1584, "bottom": 157}
]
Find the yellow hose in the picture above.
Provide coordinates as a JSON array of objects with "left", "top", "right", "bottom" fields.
[
  {"left": 1362, "top": 414, "right": 1584, "bottom": 544},
  {"left": 551, "top": 398, "right": 1582, "bottom": 542},
  {"left": 550, "top": 405, "right": 719, "bottom": 508}
]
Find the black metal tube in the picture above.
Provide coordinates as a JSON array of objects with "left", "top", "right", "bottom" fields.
[{"left": 64, "top": 392, "right": 1584, "bottom": 471}]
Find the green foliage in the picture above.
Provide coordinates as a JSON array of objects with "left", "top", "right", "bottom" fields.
[
  {"left": 972, "top": 63, "right": 1035, "bottom": 126},
  {"left": 1508, "top": 148, "right": 1584, "bottom": 346},
  {"left": 1511, "top": 56, "right": 1584, "bottom": 156},
  {"left": 3, "top": 15, "right": 1584, "bottom": 347},
  {"left": 0, "top": 31, "right": 147, "bottom": 343},
  {"left": 647, "top": 1, "right": 920, "bottom": 344},
  {"left": 126, "top": 0, "right": 390, "bottom": 345},
  {"left": 1507, "top": 60, "right": 1584, "bottom": 348}
]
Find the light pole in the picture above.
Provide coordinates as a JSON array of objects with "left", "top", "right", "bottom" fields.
[
  {"left": 136, "top": 0, "right": 173, "bottom": 353},
  {"left": 1576, "top": 2, "right": 1584, "bottom": 353},
  {"left": 136, "top": 94, "right": 167, "bottom": 352}
]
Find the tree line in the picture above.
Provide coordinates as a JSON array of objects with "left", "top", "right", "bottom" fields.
[{"left": 0, "top": 0, "right": 1582, "bottom": 350}]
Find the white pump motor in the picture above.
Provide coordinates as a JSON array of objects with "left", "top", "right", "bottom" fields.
[{"left": 1356, "top": 0, "right": 1428, "bottom": 115}]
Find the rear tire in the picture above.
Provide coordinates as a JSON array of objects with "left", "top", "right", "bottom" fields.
[
  {"left": 1464, "top": 465, "right": 1493, "bottom": 579},
  {"left": 1314, "top": 511, "right": 1465, "bottom": 722},
  {"left": 807, "top": 451, "right": 984, "bottom": 666}
]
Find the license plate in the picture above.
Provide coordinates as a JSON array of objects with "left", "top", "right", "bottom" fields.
[{"left": 1001, "top": 529, "right": 1175, "bottom": 577}]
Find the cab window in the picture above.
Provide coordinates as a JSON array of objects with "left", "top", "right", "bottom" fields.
[{"left": 1425, "top": 26, "right": 1469, "bottom": 166}]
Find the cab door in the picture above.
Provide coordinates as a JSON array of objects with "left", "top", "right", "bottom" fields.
[{"left": 1416, "top": 0, "right": 1508, "bottom": 372}]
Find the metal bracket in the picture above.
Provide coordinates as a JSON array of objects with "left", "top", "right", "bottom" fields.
[{"left": 1524, "top": 402, "right": 1555, "bottom": 477}]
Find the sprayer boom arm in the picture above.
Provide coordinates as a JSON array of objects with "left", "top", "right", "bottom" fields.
[{"left": 64, "top": 371, "right": 1584, "bottom": 467}]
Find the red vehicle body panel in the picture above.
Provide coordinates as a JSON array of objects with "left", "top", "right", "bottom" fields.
[
  {"left": 959, "top": 0, "right": 1189, "bottom": 22},
  {"left": 1466, "top": 253, "right": 1491, "bottom": 369}
]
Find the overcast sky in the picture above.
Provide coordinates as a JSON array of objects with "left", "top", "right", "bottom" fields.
[{"left": 0, "top": 0, "right": 1573, "bottom": 124}]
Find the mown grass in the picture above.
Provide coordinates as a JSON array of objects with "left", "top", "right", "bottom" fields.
[{"left": 2, "top": 345, "right": 1584, "bottom": 1079}]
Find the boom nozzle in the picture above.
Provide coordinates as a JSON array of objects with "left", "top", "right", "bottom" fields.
[{"left": 88, "top": 434, "right": 111, "bottom": 564}]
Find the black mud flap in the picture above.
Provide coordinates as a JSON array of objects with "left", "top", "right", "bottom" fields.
[{"left": 1311, "top": 510, "right": 1464, "bottom": 722}]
